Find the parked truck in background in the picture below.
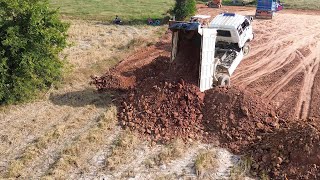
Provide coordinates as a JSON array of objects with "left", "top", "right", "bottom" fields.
[{"left": 256, "top": 0, "right": 283, "bottom": 19}]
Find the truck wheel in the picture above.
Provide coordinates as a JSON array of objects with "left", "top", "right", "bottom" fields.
[
  {"left": 218, "top": 74, "right": 230, "bottom": 86},
  {"left": 243, "top": 43, "right": 250, "bottom": 56}
]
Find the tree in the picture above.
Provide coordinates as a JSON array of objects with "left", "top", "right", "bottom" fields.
[
  {"left": 173, "top": 0, "right": 196, "bottom": 21},
  {"left": 0, "top": 0, "right": 69, "bottom": 104}
]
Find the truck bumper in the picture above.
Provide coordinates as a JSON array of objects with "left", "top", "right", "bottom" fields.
[{"left": 255, "top": 10, "right": 273, "bottom": 19}]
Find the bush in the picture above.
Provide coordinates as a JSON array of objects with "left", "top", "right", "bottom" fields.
[
  {"left": 173, "top": 0, "right": 196, "bottom": 21},
  {"left": 0, "top": 0, "right": 69, "bottom": 104}
]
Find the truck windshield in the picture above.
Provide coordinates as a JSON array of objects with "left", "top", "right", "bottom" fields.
[{"left": 217, "top": 30, "right": 231, "bottom": 37}]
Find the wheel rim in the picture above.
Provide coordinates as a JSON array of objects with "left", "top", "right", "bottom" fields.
[
  {"left": 222, "top": 79, "right": 228, "bottom": 86},
  {"left": 218, "top": 75, "right": 230, "bottom": 86},
  {"left": 243, "top": 45, "right": 249, "bottom": 55}
]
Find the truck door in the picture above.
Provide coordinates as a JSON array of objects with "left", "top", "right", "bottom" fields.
[{"left": 199, "top": 28, "right": 217, "bottom": 92}]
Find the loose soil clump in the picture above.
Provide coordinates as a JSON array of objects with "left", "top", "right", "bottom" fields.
[
  {"left": 202, "top": 87, "right": 281, "bottom": 153},
  {"left": 248, "top": 120, "right": 320, "bottom": 179},
  {"left": 119, "top": 80, "right": 205, "bottom": 142}
]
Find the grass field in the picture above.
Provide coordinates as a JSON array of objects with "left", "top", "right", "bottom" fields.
[
  {"left": 50, "top": 0, "right": 175, "bottom": 22},
  {"left": 281, "top": 0, "right": 320, "bottom": 10},
  {"left": 50, "top": 0, "right": 319, "bottom": 23}
]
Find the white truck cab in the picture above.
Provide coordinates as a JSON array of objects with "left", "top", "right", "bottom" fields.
[
  {"left": 210, "top": 13, "right": 254, "bottom": 51},
  {"left": 169, "top": 13, "right": 254, "bottom": 92}
]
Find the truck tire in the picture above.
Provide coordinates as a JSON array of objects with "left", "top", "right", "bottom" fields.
[
  {"left": 243, "top": 42, "right": 250, "bottom": 56},
  {"left": 218, "top": 74, "right": 230, "bottom": 86}
]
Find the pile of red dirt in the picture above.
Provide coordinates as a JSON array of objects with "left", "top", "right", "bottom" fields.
[
  {"left": 119, "top": 79, "right": 205, "bottom": 142},
  {"left": 91, "top": 56, "right": 173, "bottom": 91},
  {"left": 247, "top": 120, "right": 320, "bottom": 179},
  {"left": 91, "top": 32, "right": 201, "bottom": 91},
  {"left": 92, "top": 46, "right": 320, "bottom": 178},
  {"left": 91, "top": 74, "right": 135, "bottom": 91},
  {"left": 202, "top": 86, "right": 282, "bottom": 153}
]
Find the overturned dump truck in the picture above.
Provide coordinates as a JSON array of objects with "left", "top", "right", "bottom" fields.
[{"left": 169, "top": 13, "right": 254, "bottom": 92}]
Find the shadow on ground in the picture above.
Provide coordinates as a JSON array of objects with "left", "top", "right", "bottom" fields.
[{"left": 49, "top": 88, "right": 118, "bottom": 108}]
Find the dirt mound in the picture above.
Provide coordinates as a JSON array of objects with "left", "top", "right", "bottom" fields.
[
  {"left": 248, "top": 120, "right": 320, "bottom": 179},
  {"left": 119, "top": 79, "right": 205, "bottom": 142},
  {"left": 91, "top": 74, "right": 135, "bottom": 91},
  {"left": 91, "top": 14, "right": 320, "bottom": 177},
  {"left": 94, "top": 53, "right": 320, "bottom": 178},
  {"left": 91, "top": 56, "right": 171, "bottom": 91},
  {"left": 202, "top": 87, "right": 281, "bottom": 153}
]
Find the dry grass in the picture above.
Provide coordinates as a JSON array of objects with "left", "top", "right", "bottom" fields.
[
  {"left": 144, "top": 139, "right": 185, "bottom": 168},
  {"left": 230, "top": 156, "right": 253, "bottom": 180},
  {"left": 42, "top": 106, "right": 118, "bottom": 178},
  {"left": 0, "top": 19, "right": 167, "bottom": 179},
  {"left": 120, "top": 168, "right": 136, "bottom": 179},
  {"left": 61, "top": 20, "right": 166, "bottom": 84},
  {"left": 5, "top": 124, "right": 68, "bottom": 178},
  {"left": 155, "top": 174, "right": 178, "bottom": 180},
  {"left": 194, "top": 150, "right": 218, "bottom": 178},
  {"left": 105, "top": 130, "right": 141, "bottom": 171},
  {"left": 281, "top": 0, "right": 320, "bottom": 10}
]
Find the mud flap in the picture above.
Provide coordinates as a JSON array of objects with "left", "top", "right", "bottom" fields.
[
  {"left": 199, "top": 28, "right": 217, "bottom": 92},
  {"left": 255, "top": 10, "right": 273, "bottom": 19}
]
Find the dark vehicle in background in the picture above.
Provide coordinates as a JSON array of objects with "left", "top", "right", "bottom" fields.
[{"left": 256, "top": 0, "right": 283, "bottom": 19}]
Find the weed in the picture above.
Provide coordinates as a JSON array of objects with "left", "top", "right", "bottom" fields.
[
  {"left": 106, "top": 130, "right": 140, "bottom": 170},
  {"left": 42, "top": 106, "right": 117, "bottom": 178},
  {"left": 194, "top": 150, "right": 217, "bottom": 177},
  {"left": 116, "top": 38, "right": 147, "bottom": 50},
  {"left": 230, "top": 156, "right": 253, "bottom": 180},
  {"left": 155, "top": 173, "right": 177, "bottom": 180},
  {"left": 120, "top": 169, "right": 136, "bottom": 179},
  {"left": 151, "top": 139, "right": 185, "bottom": 166}
]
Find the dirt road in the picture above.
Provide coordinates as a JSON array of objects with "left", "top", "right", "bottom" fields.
[{"left": 234, "top": 10, "right": 320, "bottom": 120}]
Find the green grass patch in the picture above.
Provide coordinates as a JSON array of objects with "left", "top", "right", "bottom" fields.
[
  {"left": 281, "top": 0, "right": 320, "bottom": 10},
  {"left": 50, "top": 0, "right": 175, "bottom": 22}
]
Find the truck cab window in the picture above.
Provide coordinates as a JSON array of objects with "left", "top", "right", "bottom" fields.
[
  {"left": 237, "top": 26, "right": 243, "bottom": 35},
  {"left": 241, "top": 19, "right": 250, "bottom": 30},
  {"left": 217, "top": 30, "right": 231, "bottom": 37}
]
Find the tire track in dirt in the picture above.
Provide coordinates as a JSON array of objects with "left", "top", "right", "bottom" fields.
[
  {"left": 234, "top": 15, "right": 320, "bottom": 78},
  {"left": 234, "top": 33, "right": 320, "bottom": 88},
  {"left": 261, "top": 48, "right": 315, "bottom": 100},
  {"left": 309, "top": 54, "right": 320, "bottom": 119},
  {"left": 230, "top": 11, "right": 320, "bottom": 119},
  {"left": 295, "top": 43, "right": 320, "bottom": 119}
]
